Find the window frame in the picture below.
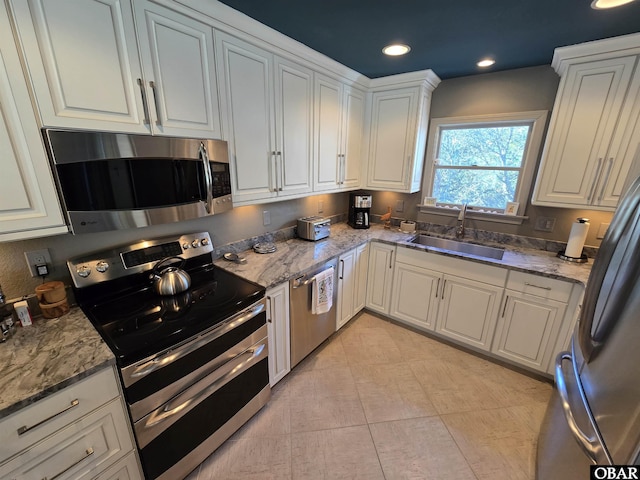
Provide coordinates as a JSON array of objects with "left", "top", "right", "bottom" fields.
[{"left": 423, "top": 110, "right": 548, "bottom": 216}]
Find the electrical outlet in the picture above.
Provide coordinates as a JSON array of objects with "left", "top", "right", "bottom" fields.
[
  {"left": 24, "top": 249, "right": 52, "bottom": 277},
  {"left": 597, "top": 223, "right": 610, "bottom": 239},
  {"left": 262, "top": 210, "right": 271, "bottom": 226},
  {"left": 534, "top": 216, "right": 556, "bottom": 232},
  {"left": 395, "top": 200, "right": 404, "bottom": 212}
]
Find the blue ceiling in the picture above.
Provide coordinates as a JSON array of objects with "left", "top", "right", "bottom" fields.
[{"left": 216, "top": 0, "right": 640, "bottom": 79}]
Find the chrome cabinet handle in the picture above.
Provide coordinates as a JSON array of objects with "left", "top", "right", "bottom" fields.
[
  {"left": 524, "top": 282, "right": 551, "bottom": 291},
  {"left": 441, "top": 279, "right": 447, "bottom": 300},
  {"left": 137, "top": 78, "right": 151, "bottom": 125},
  {"left": 435, "top": 278, "right": 440, "bottom": 298},
  {"left": 339, "top": 259, "right": 344, "bottom": 279},
  {"left": 502, "top": 295, "right": 509, "bottom": 317},
  {"left": 269, "top": 151, "right": 278, "bottom": 192},
  {"left": 588, "top": 157, "right": 603, "bottom": 204},
  {"left": 276, "top": 151, "right": 284, "bottom": 192},
  {"left": 555, "top": 352, "right": 611, "bottom": 464},
  {"left": 18, "top": 399, "right": 79, "bottom": 435},
  {"left": 44, "top": 447, "right": 94, "bottom": 480},
  {"left": 597, "top": 157, "right": 614, "bottom": 203},
  {"left": 388, "top": 250, "right": 394, "bottom": 269},
  {"left": 149, "top": 80, "right": 161, "bottom": 126}
]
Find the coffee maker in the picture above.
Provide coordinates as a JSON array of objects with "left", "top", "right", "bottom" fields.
[{"left": 348, "top": 191, "right": 372, "bottom": 229}]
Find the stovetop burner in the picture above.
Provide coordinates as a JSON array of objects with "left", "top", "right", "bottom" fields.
[{"left": 70, "top": 233, "right": 265, "bottom": 366}]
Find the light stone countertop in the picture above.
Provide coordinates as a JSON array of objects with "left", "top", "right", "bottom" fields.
[
  {"left": 214, "top": 222, "right": 593, "bottom": 288},
  {"left": 0, "top": 307, "right": 114, "bottom": 419},
  {"left": 0, "top": 222, "right": 593, "bottom": 420}
]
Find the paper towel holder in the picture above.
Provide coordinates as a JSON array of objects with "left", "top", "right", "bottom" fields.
[{"left": 557, "top": 217, "right": 589, "bottom": 263}]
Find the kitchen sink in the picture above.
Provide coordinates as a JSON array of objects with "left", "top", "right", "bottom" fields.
[{"left": 410, "top": 234, "right": 505, "bottom": 260}]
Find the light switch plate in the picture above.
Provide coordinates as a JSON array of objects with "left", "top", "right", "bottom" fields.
[
  {"left": 534, "top": 216, "right": 556, "bottom": 232},
  {"left": 395, "top": 200, "right": 404, "bottom": 212},
  {"left": 262, "top": 210, "right": 271, "bottom": 226}
]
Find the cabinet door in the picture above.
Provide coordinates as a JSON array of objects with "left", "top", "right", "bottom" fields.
[
  {"left": 0, "top": 4, "right": 66, "bottom": 241},
  {"left": 266, "top": 283, "right": 290, "bottom": 386},
  {"left": 0, "top": 399, "right": 134, "bottom": 480},
  {"left": 337, "top": 249, "right": 356, "bottom": 330},
  {"left": 11, "top": 0, "right": 147, "bottom": 133},
  {"left": 492, "top": 291, "right": 566, "bottom": 372},
  {"left": 365, "top": 242, "right": 395, "bottom": 315},
  {"left": 353, "top": 243, "right": 369, "bottom": 313},
  {"left": 133, "top": 0, "right": 221, "bottom": 138},
  {"left": 216, "top": 32, "right": 276, "bottom": 204},
  {"left": 314, "top": 74, "right": 342, "bottom": 191},
  {"left": 367, "top": 87, "right": 419, "bottom": 191},
  {"left": 534, "top": 56, "right": 637, "bottom": 207},
  {"left": 274, "top": 57, "right": 313, "bottom": 197},
  {"left": 390, "top": 262, "right": 441, "bottom": 331},
  {"left": 596, "top": 66, "right": 640, "bottom": 208},
  {"left": 341, "top": 86, "right": 366, "bottom": 189},
  {"left": 435, "top": 274, "right": 503, "bottom": 351}
]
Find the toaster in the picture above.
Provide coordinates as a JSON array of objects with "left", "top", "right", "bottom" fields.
[{"left": 297, "top": 216, "right": 330, "bottom": 241}]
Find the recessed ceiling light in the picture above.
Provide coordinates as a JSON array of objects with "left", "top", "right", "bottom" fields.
[
  {"left": 382, "top": 44, "right": 411, "bottom": 56},
  {"left": 477, "top": 58, "right": 496, "bottom": 68},
  {"left": 591, "top": 0, "right": 636, "bottom": 8}
]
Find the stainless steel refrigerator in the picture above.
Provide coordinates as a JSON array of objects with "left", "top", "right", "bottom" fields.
[{"left": 536, "top": 176, "right": 640, "bottom": 478}]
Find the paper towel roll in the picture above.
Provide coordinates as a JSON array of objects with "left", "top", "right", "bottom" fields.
[{"left": 565, "top": 218, "right": 590, "bottom": 258}]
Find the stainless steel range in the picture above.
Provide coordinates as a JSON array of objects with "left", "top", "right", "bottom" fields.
[{"left": 68, "top": 232, "right": 269, "bottom": 480}]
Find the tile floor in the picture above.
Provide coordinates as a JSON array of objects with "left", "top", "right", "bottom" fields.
[{"left": 185, "top": 311, "right": 553, "bottom": 480}]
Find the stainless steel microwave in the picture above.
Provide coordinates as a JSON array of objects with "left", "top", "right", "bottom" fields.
[{"left": 42, "top": 129, "right": 232, "bottom": 234}]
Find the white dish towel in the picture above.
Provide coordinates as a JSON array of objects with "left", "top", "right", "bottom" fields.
[{"left": 312, "top": 267, "right": 334, "bottom": 315}]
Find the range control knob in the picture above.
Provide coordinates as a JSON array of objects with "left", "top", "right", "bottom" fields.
[
  {"left": 182, "top": 242, "right": 191, "bottom": 250},
  {"left": 191, "top": 239, "right": 201, "bottom": 248},
  {"left": 95, "top": 261, "right": 109, "bottom": 273},
  {"left": 76, "top": 265, "right": 91, "bottom": 278},
  {"left": 201, "top": 238, "right": 210, "bottom": 246}
]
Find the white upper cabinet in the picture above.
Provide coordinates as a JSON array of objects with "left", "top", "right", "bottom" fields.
[
  {"left": 10, "top": 0, "right": 221, "bottom": 138},
  {"left": 366, "top": 70, "right": 440, "bottom": 193},
  {"left": 533, "top": 34, "right": 640, "bottom": 210},
  {"left": 132, "top": 0, "right": 221, "bottom": 137},
  {"left": 313, "top": 73, "right": 366, "bottom": 192},
  {"left": 0, "top": 2, "right": 66, "bottom": 241},
  {"left": 216, "top": 32, "right": 312, "bottom": 205}
]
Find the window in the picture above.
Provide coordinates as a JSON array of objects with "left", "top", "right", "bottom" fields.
[{"left": 424, "top": 111, "right": 547, "bottom": 216}]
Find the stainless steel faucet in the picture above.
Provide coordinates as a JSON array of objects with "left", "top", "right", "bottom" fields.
[{"left": 456, "top": 203, "right": 468, "bottom": 239}]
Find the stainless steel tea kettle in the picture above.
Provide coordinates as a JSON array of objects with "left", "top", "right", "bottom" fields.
[{"left": 150, "top": 257, "right": 191, "bottom": 296}]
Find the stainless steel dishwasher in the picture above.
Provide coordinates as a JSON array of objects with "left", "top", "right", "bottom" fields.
[{"left": 289, "top": 258, "right": 338, "bottom": 366}]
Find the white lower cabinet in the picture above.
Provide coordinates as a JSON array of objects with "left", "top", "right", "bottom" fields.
[
  {"left": 435, "top": 274, "right": 504, "bottom": 351},
  {"left": 492, "top": 291, "right": 566, "bottom": 371},
  {"left": 266, "top": 282, "right": 291, "bottom": 386},
  {"left": 337, "top": 243, "right": 369, "bottom": 330},
  {"left": 390, "top": 262, "right": 440, "bottom": 331},
  {"left": 387, "top": 246, "right": 584, "bottom": 374},
  {"left": 0, "top": 366, "right": 142, "bottom": 480},
  {"left": 365, "top": 242, "right": 396, "bottom": 315}
]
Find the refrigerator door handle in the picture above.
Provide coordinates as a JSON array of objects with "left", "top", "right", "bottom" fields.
[{"left": 555, "top": 351, "right": 612, "bottom": 465}]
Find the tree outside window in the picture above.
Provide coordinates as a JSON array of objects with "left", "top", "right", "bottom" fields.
[{"left": 424, "top": 111, "right": 548, "bottom": 216}]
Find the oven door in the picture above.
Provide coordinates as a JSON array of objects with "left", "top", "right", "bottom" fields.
[
  {"left": 122, "top": 300, "right": 267, "bottom": 422},
  {"left": 137, "top": 335, "right": 270, "bottom": 480}
]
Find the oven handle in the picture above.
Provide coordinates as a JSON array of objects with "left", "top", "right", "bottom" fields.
[
  {"left": 124, "top": 300, "right": 265, "bottom": 385},
  {"left": 136, "top": 337, "right": 268, "bottom": 448}
]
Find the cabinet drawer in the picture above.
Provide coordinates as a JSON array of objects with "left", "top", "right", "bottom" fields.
[
  {"left": 92, "top": 451, "right": 143, "bottom": 480},
  {"left": 0, "top": 398, "right": 134, "bottom": 480},
  {"left": 0, "top": 367, "right": 120, "bottom": 462},
  {"left": 507, "top": 271, "right": 574, "bottom": 302}
]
